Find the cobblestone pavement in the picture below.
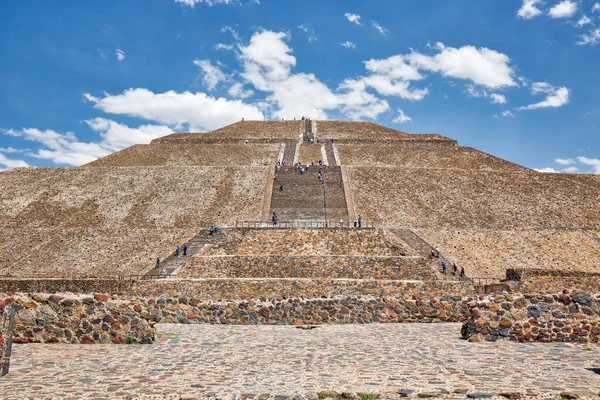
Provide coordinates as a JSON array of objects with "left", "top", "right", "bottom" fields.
[{"left": 1, "top": 323, "right": 599, "bottom": 399}]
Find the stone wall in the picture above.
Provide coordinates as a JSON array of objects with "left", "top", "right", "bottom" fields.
[
  {"left": 461, "top": 292, "right": 600, "bottom": 343},
  {"left": 179, "top": 255, "right": 436, "bottom": 280},
  {"left": 4, "top": 293, "right": 154, "bottom": 344},
  {"left": 2, "top": 292, "right": 477, "bottom": 344},
  {"left": 130, "top": 279, "right": 476, "bottom": 300},
  {"left": 0, "top": 279, "right": 127, "bottom": 294}
]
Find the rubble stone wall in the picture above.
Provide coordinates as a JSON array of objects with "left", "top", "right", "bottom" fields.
[
  {"left": 2, "top": 292, "right": 477, "bottom": 344},
  {"left": 461, "top": 292, "right": 600, "bottom": 343},
  {"left": 129, "top": 279, "right": 476, "bottom": 300},
  {"left": 0, "top": 279, "right": 126, "bottom": 294}
]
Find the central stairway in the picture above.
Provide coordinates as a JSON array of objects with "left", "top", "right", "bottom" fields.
[{"left": 270, "top": 166, "right": 349, "bottom": 223}]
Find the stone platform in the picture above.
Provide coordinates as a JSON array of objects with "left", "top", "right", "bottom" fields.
[{"left": 1, "top": 324, "right": 598, "bottom": 399}]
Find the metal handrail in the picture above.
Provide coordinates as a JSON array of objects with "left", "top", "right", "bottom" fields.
[{"left": 234, "top": 220, "right": 374, "bottom": 229}]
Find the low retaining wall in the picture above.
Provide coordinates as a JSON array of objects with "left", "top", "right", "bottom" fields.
[
  {"left": 180, "top": 255, "right": 436, "bottom": 280},
  {"left": 461, "top": 292, "right": 600, "bottom": 343},
  {"left": 2, "top": 293, "right": 476, "bottom": 344},
  {"left": 0, "top": 279, "right": 127, "bottom": 294},
  {"left": 130, "top": 279, "right": 476, "bottom": 299}
]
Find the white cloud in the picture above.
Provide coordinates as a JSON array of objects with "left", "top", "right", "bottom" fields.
[
  {"left": 371, "top": 21, "right": 388, "bottom": 36},
  {"left": 518, "top": 0, "right": 544, "bottom": 19},
  {"left": 236, "top": 30, "right": 388, "bottom": 120},
  {"left": 563, "top": 166, "right": 579, "bottom": 173},
  {"left": 501, "top": 110, "right": 515, "bottom": 117},
  {"left": 215, "top": 43, "right": 234, "bottom": 50},
  {"left": 344, "top": 13, "right": 361, "bottom": 25},
  {"left": 0, "top": 147, "right": 27, "bottom": 154},
  {"left": 3, "top": 119, "right": 173, "bottom": 166},
  {"left": 577, "top": 156, "right": 600, "bottom": 173},
  {"left": 340, "top": 41, "right": 356, "bottom": 49},
  {"left": 228, "top": 82, "right": 254, "bottom": 99},
  {"left": 535, "top": 167, "right": 559, "bottom": 172},
  {"left": 576, "top": 15, "right": 592, "bottom": 26},
  {"left": 578, "top": 28, "right": 600, "bottom": 45},
  {"left": 555, "top": 158, "right": 575, "bottom": 165},
  {"left": 0, "top": 152, "right": 29, "bottom": 169},
  {"left": 115, "top": 49, "right": 125, "bottom": 61},
  {"left": 175, "top": 0, "right": 236, "bottom": 7},
  {"left": 193, "top": 59, "right": 227, "bottom": 90},
  {"left": 297, "top": 25, "right": 317, "bottom": 42},
  {"left": 392, "top": 109, "right": 411, "bottom": 123},
  {"left": 490, "top": 93, "right": 507, "bottom": 104},
  {"left": 467, "top": 86, "right": 507, "bottom": 103},
  {"left": 408, "top": 44, "right": 518, "bottom": 88},
  {"left": 84, "top": 88, "right": 264, "bottom": 131},
  {"left": 593, "top": 3, "right": 600, "bottom": 12},
  {"left": 517, "top": 82, "right": 570, "bottom": 110},
  {"left": 548, "top": 0, "right": 578, "bottom": 18}
]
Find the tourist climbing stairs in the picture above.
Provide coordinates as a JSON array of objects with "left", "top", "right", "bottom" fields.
[
  {"left": 145, "top": 230, "right": 227, "bottom": 278},
  {"left": 389, "top": 228, "right": 450, "bottom": 280},
  {"left": 270, "top": 166, "right": 349, "bottom": 223}
]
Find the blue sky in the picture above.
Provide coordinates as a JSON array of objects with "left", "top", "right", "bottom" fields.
[{"left": 0, "top": 0, "right": 599, "bottom": 173}]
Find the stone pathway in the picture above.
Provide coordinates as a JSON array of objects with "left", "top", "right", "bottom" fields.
[{"left": 1, "top": 324, "right": 599, "bottom": 399}]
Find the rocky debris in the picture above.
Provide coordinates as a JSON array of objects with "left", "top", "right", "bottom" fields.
[{"left": 462, "top": 291, "right": 600, "bottom": 343}]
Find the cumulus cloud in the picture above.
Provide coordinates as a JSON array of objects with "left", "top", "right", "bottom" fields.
[
  {"left": 3, "top": 119, "right": 174, "bottom": 166},
  {"left": 578, "top": 28, "right": 600, "bottom": 45},
  {"left": 236, "top": 30, "right": 389, "bottom": 120},
  {"left": 0, "top": 147, "right": 27, "bottom": 154},
  {"left": 193, "top": 59, "right": 227, "bottom": 90},
  {"left": 215, "top": 43, "right": 234, "bottom": 50},
  {"left": 576, "top": 15, "right": 592, "bottom": 26},
  {"left": 577, "top": 156, "right": 600, "bottom": 173},
  {"left": 371, "top": 21, "right": 388, "bottom": 36},
  {"left": 344, "top": 13, "right": 361, "bottom": 25},
  {"left": 174, "top": 0, "right": 252, "bottom": 7},
  {"left": 490, "top": 93, "right": 507, "bottom": 104},
  {"left": 84, "top": 89, "right": 264, "bottom": 131},
  {"left": 466, "top": 86, "right": 507, "bottom": 103},
  {"left": 535, "top": 156, "right": 600, "bottom": 174},
  {"left": 0, "top": 152, "right": 29, "bottom": 169},
  {"left": 555, "top": 158, "right": 575, "bottom": 165},
  {"left": 115, "top": 49, "right": 125, "bottom": 61},
  {"left": 228, "top": 82, "right": 254, "bottom": 99},
  {"left": 392, "top": 109, "right": 411, "bottom": 123},
  {"left": 517, "top": 82, "right": 570, "bottom": 110},
  {"left": 563, "top": 166, "right": 579, "bottom": 173},
  {"left": 408, "top": 44, "right": 518, "bottom": 88},
  {"left": 548, "top": 0, "right": 578, "bottom": 18},
  {"left": 534, "top": 167, "right": 559, "bottom": 173},
  {"left": 518, "top": 0, "right": 544, "bottom": 19},
  {"left": 501, "top": 110, "right": 515, "bottom": 117},
  {"left": 594, "top": 2, "right": 600, "bottom": 12},
  {"left": 340, "top": 41, "right": 356, "bottom": 49}
]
